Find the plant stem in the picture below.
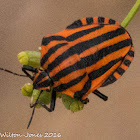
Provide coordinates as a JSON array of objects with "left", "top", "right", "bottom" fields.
[{"left": 121, "top": 0, "right": 140, "bottom": 28}]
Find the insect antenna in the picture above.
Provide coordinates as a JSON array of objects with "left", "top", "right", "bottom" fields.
[
  {"left": 0, "top": 67, "right": 27, "bottom": 77},
  {"left": 27, "top": 105, "right": 36, "bottom": 129},
  {"left": 27, "top": 90, "right": 43, "bottom": 129}
]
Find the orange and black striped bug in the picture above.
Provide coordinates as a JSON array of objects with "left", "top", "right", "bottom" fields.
[{"left": 0, "top": 17, "right": 135, "bottom": 128}]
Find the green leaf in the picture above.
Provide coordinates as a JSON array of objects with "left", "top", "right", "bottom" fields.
[
  {"left": 21, "top": 83, "right": 33, "bottom": 97},
  {"left": 31, "top": 89, "right": 51, "bottom": 108},
  {"left": 70, "top": 101, "right": 84, "bottom": 112},
  {"left": 62, "top": 94, "right": 84, "bottom": 111},
  {"left": 18, "top": 51, "right": 41, "bottom": 68}
]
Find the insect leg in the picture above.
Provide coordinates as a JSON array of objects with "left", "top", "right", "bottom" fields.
[
  {"left": 80, "top": 98, "right": 89, "bottom": 104},
  {"left": 27, "top": 90, "right": 43, "bottom": 129},
  {"left": 22, "top": 65, "right": 38, "bottom": 80},
  {"left": 93, "top": 90, "right": 108, "bottom": 101},
  {"left": 37, "top": 89, "right": 56, "bottom": 112}
]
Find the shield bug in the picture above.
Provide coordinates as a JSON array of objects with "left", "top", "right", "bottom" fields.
[
  {"left": 0, "top": 17, "right": 134, "bottom": 128},
  {"left": 38, "top": 16, "right": 134, "bottom": 103}
]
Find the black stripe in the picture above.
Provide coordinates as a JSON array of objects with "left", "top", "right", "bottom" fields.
[
  {"left": 74, "top": 79, "right": 91, "bottom": 100},
  {"left": 51, "top": 60, "right": 85, "bottom": 81},
  {"left": 48, "top": 27, "right": 126, "bottom": 72},
  {"left": 51, "top": 39, "right": 131, "bottom": 81},
  {"left": 41, "top": 43, "right": 67, "bottom": 67},
  {"left": 98, "top": 17, "right": 105, "bottom": 24},
  {"left": 128, "top": 50, "right": 134, "bottom": 57},
  {"left": 34, "top": 79, "right": 49, "bottom": 89},
  {"left": 101, "top": 74, "right": 117, "bottom": 87},
  {"left": 109, "top": 19, "right": 116, "bottom": 24},
  {"left": 84, "top": 39, "right": 132, "bottom": 67},
  {"left": 67, "top": 19, "right": 83, "bottom": 29},
  {"left": 66, "top": 25, "right": 104, "bottom": 41},
  {"left": 88, "top": 57, "right": 122, "bottom": 80},
  {"left": 86, "top": 17, "right": 93, "bottom": 24},
  {"left": 123, "top": 59, "right": 131, "bottom": 67},
  {"left": 116, "top": 67, "right": 125, "bottom": 75},
  {"left": 33, "top": 72, "right": 46, "bottom": 86},
  {"left": 54, "top": 73, "right": 86, "bottom": 92},
  {"left": 42, "top": 36, "right": 66, "bottom": 46}
]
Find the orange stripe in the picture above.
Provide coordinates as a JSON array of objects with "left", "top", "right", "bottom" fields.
[
  {"left": 79, "top": 46, "right": 97, "bottom": 58},
  {"left": 33, "top": 72, "right": 40, "bottom": 83},
  {"left": 41, "top": 40, "right": 67, "bottom": 60},
  {"left": 37, "top": 76, "right": 49, "bottom": 84},
  {"left": 97, "top": 32, "right": 130, "bottom": 51},
  {"left": 104, "top": 18, "right": 110, "bottom": 24},
  {"left": 61, "top": 90, "right": 75, "bottom": 98},
  {"left": 81, "top": 18, "right": 87, "bottom": 25},
  {"left": 53, "top": 69, "right": 85, "bottom": 87},
  {"left": 61, "top": 74, "right": 89, "bottom": 98},
  {"left": 93, "top": 17, "right": 98, "bottom": 24},
  {"left": 49, "top": 54, "right": 80, "bottom": 79},
  {"left": 55, "top": 24, "right": 99, "bottom": 37},
  {"left": 125, "top": 55, "right": 133, "bottom": 62},
  {"left": 130, "top": 46, "right": 134, "bottom": 51},
  {"left": 113, "top": 72, "right": 121, "bottom": 79},
  {"left": 37, "top": 87, "right": 50, "bottom": 91},
  {"left": 115, "top": 21, "right": 120, "bottom": 26},
  {"left": 41, "top": 45, "right": 47, "bottom": 60},
  {"left": 120, "top": 63, "right": 128, "bottom": 71}
]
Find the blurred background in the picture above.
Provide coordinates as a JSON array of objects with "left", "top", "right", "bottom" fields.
[{"left": 0, "top": 0, "right": 140, "bottom": 140}]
